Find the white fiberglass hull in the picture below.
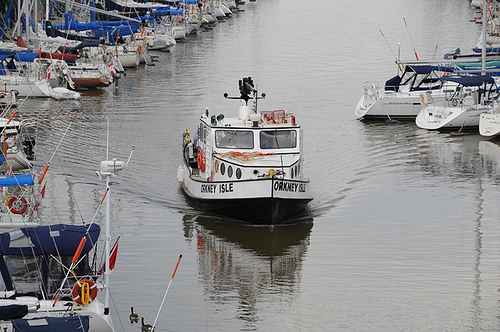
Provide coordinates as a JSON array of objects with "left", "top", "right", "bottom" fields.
[
  {"left": 416, "top": 104, "right": 488, "bottom": 131},
  {"left": 0, "top": 80, "right": 51, "bottom": 98},
  {"left": 355, "top": 91, "right": 448, "bottom": 120},
  {"left": 479, "top": 112, "right": 500, "bottom": 137},
  {"left": 0, "top": 298, "right": 113, "bottom": 332}
]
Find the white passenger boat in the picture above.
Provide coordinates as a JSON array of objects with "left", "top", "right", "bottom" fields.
[
  {"left": 177, "top": 77, "right": 312, "bottom": 225},
  {"left": 416, "top": 75, "right": 498, "bottom": 131}
]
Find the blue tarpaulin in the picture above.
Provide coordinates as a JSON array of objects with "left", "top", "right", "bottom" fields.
[
  {"left": 0, "top": 224, "right": 100, "bottom": 256},
  {"left": 0, "top": 174, "right": 33, "bottom": 187},
  {"left": 12, "top": 316, "right": 90, "bottom": 332}
]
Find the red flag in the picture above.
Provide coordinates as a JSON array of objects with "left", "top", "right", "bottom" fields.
[
  {"left": 109, "top": 237, "right": 119, "bottom": 271},
  {"left": 100, "top": 236, "right": 120, "bottom": 273}
]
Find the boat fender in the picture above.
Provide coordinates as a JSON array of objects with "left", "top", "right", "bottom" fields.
[
  {"left": 72, "top": 279, "right": 98, "bottom": 306},
  {"left": 8, "top": 196, "right": 28, "bottom": 214},
  {"left": 368, "top": 84, "right": 377, "bottom": 97},
  {"left": 197, "top": 149, "right": 206, "bottom": 172},
  {"left": 419, "top": 93, "right": 430, "bottom": 105}
]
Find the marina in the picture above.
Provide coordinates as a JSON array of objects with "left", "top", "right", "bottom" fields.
[{"left": 1, "top": 0, "right": 500, "bottom": 331}]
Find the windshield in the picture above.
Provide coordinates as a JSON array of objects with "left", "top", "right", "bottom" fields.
[
  {"left": 215, "top": 130, "right": 254, "bottom": 149},
  {"left": 260, "top": 130, "right": 297, "bottom": 149}
]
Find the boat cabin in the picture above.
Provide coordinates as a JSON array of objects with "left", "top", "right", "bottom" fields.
[{"left": 183, "top": 107, "right": 305, "bottom": 182}]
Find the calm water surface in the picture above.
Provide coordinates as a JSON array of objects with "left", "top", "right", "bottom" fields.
[{"left": 16, "top": 0, "right": 500, "bottom": 330}]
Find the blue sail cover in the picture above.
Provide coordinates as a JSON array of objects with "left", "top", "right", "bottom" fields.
[
  {"left": 51, "top": 13, "right": 139, "bottom": 42},
  {"left": 0, "top": 174, "right": 33, "bottom": 187},
  {"left": 104, "top": 0, "right": 171, "bottom": 12},
  {"left": 12, "top": 316, "right": 90, "bottom": 332},
  {"left": 0, "top": 224, "right": 100, "bottom": 256}
]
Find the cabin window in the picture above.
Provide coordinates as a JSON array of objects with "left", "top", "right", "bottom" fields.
[
  {"left": 215, "top": 130, "right": 254, "bottom": 149},
  {"left": 260, "top": 130, "right": 297, "bottom": 149}
]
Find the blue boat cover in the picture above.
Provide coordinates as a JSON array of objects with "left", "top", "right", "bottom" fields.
[
  {"left": 12, "top": 316, "right": 90, "bottom": 332},
  {"left": 0, "top": 174, "right": 33, "bottom": 187},
  {"left": 13, "top": 51, "right": 39, "bottom": 62},
  {"left": 441, "top": 75, "right": 495, "bottom": 86},
  {"left": 0, "top": 224, "right": 100, "bottom": 256},
  {"left": 0, "top": 304, "right": 28, "bottom": 320}
]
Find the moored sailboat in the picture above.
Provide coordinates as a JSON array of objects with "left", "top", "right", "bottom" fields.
[
  {"left": 415, "top": 75, "right": 499, "bottom": 131},
  {"left": 0, "top": 156, "right": 126, "bottom": 331}
]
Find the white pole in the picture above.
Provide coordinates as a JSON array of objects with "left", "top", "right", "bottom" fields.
[
  {"left": 104, "top": 171, "right": 111, "bottom": 316},
  {"left": 482, "top": 0, "right": 487, "bottom": 75},
  {"left": 151, "top": 255, "right": 182, "bottom": 330}
]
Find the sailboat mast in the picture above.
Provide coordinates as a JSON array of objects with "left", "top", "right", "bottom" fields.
[
  {"left": 104, "top": 170, "right": 111, "bottom": 316},
  {"left": 482, "top": 0, "right": 487, "bottom": 75}
]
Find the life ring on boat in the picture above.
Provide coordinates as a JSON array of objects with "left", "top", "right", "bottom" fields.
[
  {"left": 72, "top": 279, "right": 98, "bottom": 306},
  {"left": 197, "top": 149, "right": 206, "bottom": 172},
  {"left": 8, "top": 196, "right": 28, "bottom": 214}
]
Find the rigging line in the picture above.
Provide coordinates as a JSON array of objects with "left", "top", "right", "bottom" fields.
[
  {"left": 403, "top": 17, "right": 419, "bottom": 61},
  {"left": 51, "top": 188, "right": 109, "bottom": 305},
  {"left": 54, "top": 150, "right": 89, "bottom": 228},
  {"left": 38, "top": 111, "right": 78, "bottom": 184},
  {"left": 379, "top": 29, "right": 403, "bottom": 71}
]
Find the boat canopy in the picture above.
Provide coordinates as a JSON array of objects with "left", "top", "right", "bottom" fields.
[
  {"left": 406, "top": 65, "right": 435, "bottom": 74},
  {"left": 0, "top": 224, "right": 100, "bottom": 256},
  {"left": 441, "top": 75, "right": 495, "bottom": 86},
  {"left": 0, "top": 174, "right": 33, "bottom": 187}
]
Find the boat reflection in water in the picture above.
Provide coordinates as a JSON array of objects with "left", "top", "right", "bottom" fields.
[{"left": 182, "top": 214, "right": 312, "bottom": 327}]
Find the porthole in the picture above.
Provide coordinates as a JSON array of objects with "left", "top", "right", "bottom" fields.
[
  {"left": 295, "top": 165, "right": 298, "bottom": 177},
  {"left": 291, "top": 167, "right": 294, "bottom": 179},
  {"left": 236, "top": 168, "right": 242, "bottom": 179},
  {"left": 221, "top": 163, "right": 226, "bottom": 175},
  {"left": 228, "top": 166, "right": 233, "bottom": 178}
]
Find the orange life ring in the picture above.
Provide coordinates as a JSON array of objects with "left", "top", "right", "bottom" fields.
[
  {"left": 197, "top": 150, "right": 206, "bottom": 172},
  {"left": 8, "top": 196, "right": 28, "bottom": 214},
  {"left": 72, "top": 279, "right": 98, "bottom": 305}
]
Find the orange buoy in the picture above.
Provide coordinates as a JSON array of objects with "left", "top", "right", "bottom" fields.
[
  {"left": 197, "top": 150, "right": 206, "bottom": 172},
  {"left": 71, "top": 279, "right": 98, "bottom": 305}
]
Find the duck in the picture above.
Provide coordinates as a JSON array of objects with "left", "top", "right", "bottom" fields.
[
  {"left": 129, "top": 307, "right": 139, "bottom": 323},
  {"left": 141, "top": 317, "right": 154, "bottom": 332}
]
